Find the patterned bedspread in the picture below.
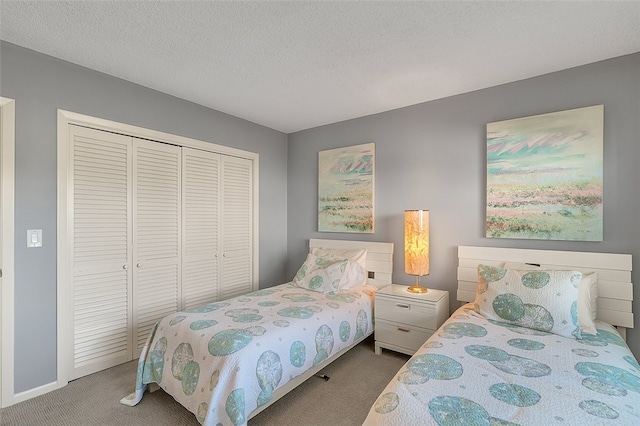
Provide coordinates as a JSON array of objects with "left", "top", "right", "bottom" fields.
[
  {"left": 121, "top": 283, "right": 376, "bottom": 425},
  {"left": 364, "top": 305, "right": 640, "bottom": 425}
]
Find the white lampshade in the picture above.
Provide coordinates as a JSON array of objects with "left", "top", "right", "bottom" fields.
[{"left": 404, "top": 210, "right": 429, "bottom": 291}]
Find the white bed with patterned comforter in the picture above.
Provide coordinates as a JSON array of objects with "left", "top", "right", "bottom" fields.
[
  {"left": 121, "top": 239, "right": 393, "bottom": 425},
  {"left": 364, "top": 246, "right": 640, "bottom": 425},
  {"left": 365, "top": 306, "right": 640, "bottom": 424}
]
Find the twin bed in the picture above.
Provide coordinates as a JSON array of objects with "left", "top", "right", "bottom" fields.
[
  {"left": 121, "top": 239, "right": 394, "bottom": 425},
  {"left": 123, "top": 241, "right": 640, "bottom": 425},
  {"left": 364, "top": 245, "right": 640, "bottom": 425}
]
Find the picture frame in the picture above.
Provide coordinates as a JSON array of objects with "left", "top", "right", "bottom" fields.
[
  {"left": 318, "top": 143, "right": 375, "bottom": 233},
  {"left": 486, "top": 105, "right": 604, "bottom": 241}
]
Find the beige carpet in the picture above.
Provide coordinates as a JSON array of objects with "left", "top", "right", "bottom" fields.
[{"left": 1, "top": 336, "right": 409, "bottom": 426}]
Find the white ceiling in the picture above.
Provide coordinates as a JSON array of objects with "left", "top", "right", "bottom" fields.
[{"left": 1, "top": 1, "right": 639, "bottom": 133}]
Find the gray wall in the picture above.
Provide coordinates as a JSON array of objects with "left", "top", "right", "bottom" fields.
[
  {"left": 0, "top": 42, "right": 289, "bottom": 393},
  {"left": 287, "top": 53, "right": 640, "bottom": 357},
  {"left": 2, "top": 39, "right": 639, "bottom": 396}
]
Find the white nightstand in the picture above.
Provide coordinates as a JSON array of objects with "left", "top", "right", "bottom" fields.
[{"left": 374, "top": 284, "right": 449, "bottom": 356}]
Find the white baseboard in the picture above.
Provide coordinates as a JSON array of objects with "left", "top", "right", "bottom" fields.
[{"left": 12, "top": 381, "right": 59, "bottom": 405}]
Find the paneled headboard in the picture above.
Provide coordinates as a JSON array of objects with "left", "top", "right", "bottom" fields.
[
  {"left": 308, "top": 239, "right": 394, "bottom": 289},
  {"left": 457, "top": 246, "right": 633, "bottom": 338}
]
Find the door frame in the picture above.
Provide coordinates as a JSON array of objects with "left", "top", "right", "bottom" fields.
[
  {"left": 1, "top": 97, "right": 16, "bottom": 408},
  {"left": 57, "top": 109, "right": 259, "bottom": 386}
]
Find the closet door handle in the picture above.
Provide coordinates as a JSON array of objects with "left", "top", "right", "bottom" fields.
[
  {"left": 122, "top": 264, "right": 128, "bottom": 270},
  {"left": 137, "top": 263, "right": 142, "bottom": 268}
]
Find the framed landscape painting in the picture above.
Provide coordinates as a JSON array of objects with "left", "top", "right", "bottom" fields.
[
  {"left": 318, "top": 143, "right": 374, "bottom": 233},
  {"left": 486, "top": 105, "right": 603, "bottom": 241}
]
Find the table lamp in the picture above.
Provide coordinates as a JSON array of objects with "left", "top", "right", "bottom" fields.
[{"left": 404, "top": 209, "right": 429, "bottom": 293}]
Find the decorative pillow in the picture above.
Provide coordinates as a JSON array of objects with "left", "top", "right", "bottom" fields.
[
  {"left": 541, "top": 266, "right": 598, "bottom": 335},
  {"left": 474, "top": 264, "right": 582, "bottom": 338},
  {"left": 311, "top": 247, "right": 366, "bottom": 269},
  {"left": 310, "top": 248, "right": 367, "bottom": 289},
  {"left": 292, "top": 253, "right": 352, "bottom": 293},
  {"left": 498, "top": 263, "right": 597, "bottom": 336},
  {"left": 577, "top": 272, "right": 598, "bottom": 335}
]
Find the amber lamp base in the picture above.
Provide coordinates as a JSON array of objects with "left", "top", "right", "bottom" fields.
[{"left": 407, "top": 285, "right": 428, "bottom": 294}]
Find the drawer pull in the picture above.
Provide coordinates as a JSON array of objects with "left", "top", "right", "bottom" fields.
[
  {"left": 397, "top": 327, "right": 411, "bottom": 333},
  {"left": 396, "top": 303, "right": 410, "bottom": 309}
]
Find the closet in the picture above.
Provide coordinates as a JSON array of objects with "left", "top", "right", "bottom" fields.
[
  {"left": 181, "top": 148, "right": 253, "bottom": 311},
  {"left": 65, "top": 123, "right": 254, "bottom": 380}
]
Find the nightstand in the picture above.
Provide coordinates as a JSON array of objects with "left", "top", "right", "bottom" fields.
[{"left": 374, "top": 284, "right": 449, "bottom": 356}]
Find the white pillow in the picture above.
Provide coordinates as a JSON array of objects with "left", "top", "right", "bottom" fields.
[
  {"left": 577, "top": 272, "right": 597, "bottom": 334},
  {"left": 311, "top": 248, "right": 366, "bottom": 267},
  {"left": 475, "top": 264, "right": 582, "bottom": 338},
  {"left": 292, "top": 253, "right": 352, "bottom": 293},
  {"left": 542, "top": 265, "right": 598, "bottom": 335},
  {"left": 501, "top": 263, "right": 597, "bottom": 336},
  {"left": 310, "top": 248, "right": 367, "bottom": 289}
]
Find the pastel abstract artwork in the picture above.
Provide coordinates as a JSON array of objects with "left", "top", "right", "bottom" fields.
[
  {"left": 486, "top": 105, "right": 603, "bottom": 241},
  {"left": 318, "top": 143, "right": 374, "bottom": 233}
]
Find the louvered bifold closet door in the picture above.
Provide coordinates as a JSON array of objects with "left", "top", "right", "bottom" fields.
[
  {"left": 133, "top": 139, "right": 182, "bottom": 352},
  {"left": 220, "top": 156, "right": 253, "bottom": 299},
  {"left": 70, "top": 126, "right": 133, "bottom": 380},
  {"left": 182, "top": 148, "right": 221, "bottom": 310}
]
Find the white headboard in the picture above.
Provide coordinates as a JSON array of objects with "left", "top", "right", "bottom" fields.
[
  {"left": 457, "top": 246, "right": 633, "bottom": 337},
  {"left": 309, "top": 239, "right": 394, "bottom": 289}
]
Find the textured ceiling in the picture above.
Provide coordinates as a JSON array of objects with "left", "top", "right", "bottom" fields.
[{"left": 1, "top": 1, "right": 639, "bottom": 133}]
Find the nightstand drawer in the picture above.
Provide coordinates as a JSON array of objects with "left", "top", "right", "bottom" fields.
[
  {"left": 376, "top": 298, "right": 437, "bottom": 329},
  {"left": 375, "top": 320, "right": 433, "bottom": 353}
]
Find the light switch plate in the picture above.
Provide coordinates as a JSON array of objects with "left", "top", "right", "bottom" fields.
[{"left": 27, "top": 229, "right": 42, "bottom": 247}]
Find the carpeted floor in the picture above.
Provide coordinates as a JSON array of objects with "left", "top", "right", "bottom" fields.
[{"left": 0, "top": 336, "right": 409, "bottom": 426}]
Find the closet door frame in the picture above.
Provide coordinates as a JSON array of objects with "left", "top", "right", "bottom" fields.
[
  {"left": 57, "top": 109, "right": 259, "bottom": 388},
  {"left": 1, "top": 97, "right": 16, "bottom": 407}
]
